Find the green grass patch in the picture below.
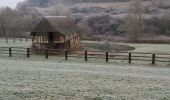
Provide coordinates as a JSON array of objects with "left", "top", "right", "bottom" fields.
[{"left": 83, "top": 42, "right": 134, "bottom": 52}]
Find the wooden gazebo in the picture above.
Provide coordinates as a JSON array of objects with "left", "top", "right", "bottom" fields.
[{"left": 31, "top": 16, "right": 80, "bottom": 50}]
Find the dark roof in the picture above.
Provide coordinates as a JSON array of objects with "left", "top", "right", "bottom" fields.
[{"left": 31, "top": 16, "right": 78, "bottom": 36}]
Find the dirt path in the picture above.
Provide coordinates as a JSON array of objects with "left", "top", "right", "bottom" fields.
[{"left": 0, "top": 59, "right": 170, "bottom": 100}]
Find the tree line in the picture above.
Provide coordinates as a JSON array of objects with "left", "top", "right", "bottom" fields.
[
  {"left": 0, "top": 0, "right": 170, "bottom": 41},
  {"left": 0, "top": 0, "right": 73, "bottom": 38},
  {"left": 78, "top": 0, "right": 170, "bottom": 41},
  {"left": 0, "top": 5, "right": 42, "bottom": 37},
  {"left": 21, "top": 0, "right": 131, "bottom": 7}
]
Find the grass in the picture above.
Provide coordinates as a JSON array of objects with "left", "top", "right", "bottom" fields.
[
  {"left": 0, "top": 39, "right": 170, "bottom": 99},
  {"left": 83, "top": 42, "right": 134, "bottom": 52},
  {"left": 0, "top": 39, "right": 170, "bottom": 67},
  {"left": 0, "top": 39, "right": 161, "bottom": 53},
  {"left": 0, "top": 39, "right": 170, "bottom": 66},
  {"left": 0, "top": 38, "right": 32, "bottom": 48},
  {"left": 160, "top": 97, "right": 170, "bottom": 100},
  {"left": 0, "top": 56, "right": 170, "bottom": 99},
  {"left": 82, "top": 40, "right": 170, "bottom": 54},
  {"left": 118, "top": 43, "right": 170, "bottom": 54},
  {"left": 93, "top": 97, "right": 103, "bottom": 100}
]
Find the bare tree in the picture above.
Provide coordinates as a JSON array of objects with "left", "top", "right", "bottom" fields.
[
  {"left": 121, "top": 0, "right": 145, "bottom": 40},
  {"left": 0, "top": 7, "right": 17, "bottom": 41},
  {"left": 78, "top": 22, "right": 92, "bottom": 36},
  {"left": 0, "top": 4, "right": 42, "bottom": 39},
  {"left": 50, "top": 3, "right": 72, "bottom": 17},
  {"left": 159, "top": 13, "right": 170, "bottom": 35},
  {"left": 151, "top": 0, "right": 164, "bottom": 7}
]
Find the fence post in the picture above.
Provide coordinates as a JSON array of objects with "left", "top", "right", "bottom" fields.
[
  {"left": 27, "top": 48, "right": 30, "bottom": 58},
  {"left": 26, "top": 37, "right": 28, "bottom": 42},
  {"left": 129, "top": 53, "right": 131, "bottom": 64},
  {"left": 106, "top": 52, "right": 109, "bottom": 62},
  {"left": 45, "top": 49, "right": 48, "bottom": 59},
  {"left": 65, "top": 49, "right": 68, "bottom": 60},
  {"left": 9, "top": 48, "right": 12, "bottom": 57},
  {"left": 85, "top": 51, "right": 88, "bottom": 61},
  {"left": 152, "top": 54, "right": 155, "bottom": 65}
]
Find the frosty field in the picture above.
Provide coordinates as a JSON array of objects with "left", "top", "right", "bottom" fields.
[
  {"left": 0, "top": 40, "right": 170, "bottom": 99},
  {"left": 0, "top": 57, "right": 170, "bottom": 100}
]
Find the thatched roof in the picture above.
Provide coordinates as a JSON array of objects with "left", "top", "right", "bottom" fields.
[{"left": 31, "top": 16, "right": 78, "bottom": 36}]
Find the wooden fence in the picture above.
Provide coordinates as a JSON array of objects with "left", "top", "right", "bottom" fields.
[
  {"left": 68, "top": 51, "right": 170, "bottom": 64},
  {"left": 0, "top": 47, "right": 170, "bottom": 65},
  {"left": 0, "top": 37, "right": 31, "bottom": 43}
]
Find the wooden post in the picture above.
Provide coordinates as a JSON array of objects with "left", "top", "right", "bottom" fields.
[
  {"left": 26, "top": 37, "right": 28, "bottom": 42},
  {"left": 9, "top": 48, "right": 12, "bottom": 57},
  {"left": 27, "top": 48, "right": 30, "bottom": 58},
  {"left": 129, "top": 53, "right": 131, "bottom": 64},
  {"left": 65, "top": 49, "right": 68, "bottom": 60},
  {"left": 106, "top": 52, "right": 109, "bottom": 62},
  {"left": 45, "top": 49, "right": 48, "bottom": 59},
  {"left": 152, "top": 54, "right": 155, "bottom": 65},
  {"left": 85, "top": 51, "right": 87, "bottom": 61}
]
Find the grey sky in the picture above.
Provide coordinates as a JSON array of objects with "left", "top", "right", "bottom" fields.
[{"left": 0, "top": 0, "right": 25, "bottom": 8}]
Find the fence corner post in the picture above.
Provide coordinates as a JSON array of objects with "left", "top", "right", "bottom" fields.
[
  {"left": 85, "top": 51, "right": 88, "bottom": 61},
  {"left": 129, "top": 53, "right": 131, "bottom": 64},
  {"left": 152, "top": 54, "right": 155, "bottom": 65},
  {"left": 65, "top": 49, "right": 68, "bottom": 60},
  {"left": 106, "top": 52, "right": 109, "bottom": 62}
]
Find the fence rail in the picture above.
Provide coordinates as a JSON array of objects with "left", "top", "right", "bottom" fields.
[
  {"left": 0, "top": 37, "right": 31, "bottom": 43},
  {"left": 0, "top": 47, "right": 170, "bottom": 65}
]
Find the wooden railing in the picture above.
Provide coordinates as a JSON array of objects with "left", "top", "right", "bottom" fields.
[
  {"left": 0, "top": 37, "right": 31, "bottom": 43},
  {"left": 68, "top": 50, "right": 170, "bottom": 65},
  {"left": 0, "top": 47, "right": 170, "bottom": 65}
]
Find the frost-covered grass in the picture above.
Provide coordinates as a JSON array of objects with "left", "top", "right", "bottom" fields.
[
  {"left": 0, "top": 38, "right": 32, "bottom": 48},
  {"left": 119, "top": 43, "right": 170, "bottom": 54},
  {"left": 0, "top": 39, "right": 170, "bottom": 54},
  {"left": 82, "top": 40, "right": 170, "bottom": 54},
  {"left": 0, "top": 57, "right": 170, "bottom": 100},
  {"left": 0, "top": 40, "right": 170, "bottom": 99}
]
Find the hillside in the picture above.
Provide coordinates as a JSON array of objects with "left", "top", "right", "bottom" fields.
[{"left": 14, "top": 0, "right": 170, "bottom": 42}]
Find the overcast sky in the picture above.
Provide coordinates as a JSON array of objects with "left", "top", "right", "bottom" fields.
[{"left": 0, "top": 0, "right": 25, "bottom": 9}]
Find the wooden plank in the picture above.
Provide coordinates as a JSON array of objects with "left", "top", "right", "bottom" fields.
[
  {"left": 85, "top": 51, "right": 88, "bottom": 61},
  {"left": 129, "top": 53, "right": 131, "bottom": 63},
  {"left": 106, "top": 52, "right": 109, "bottom": 62},
  {"left": 152, "top": 54, "right": 155, "bottom": 65},
  {"left": 9, "top": 48, "right": 12, "bottom": 57},
  {"left": 27, "top": 48, "right": 30, "bottom": 58},
  {"left": 65, "top": 49, "right": 68, "bottom": 60}
]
